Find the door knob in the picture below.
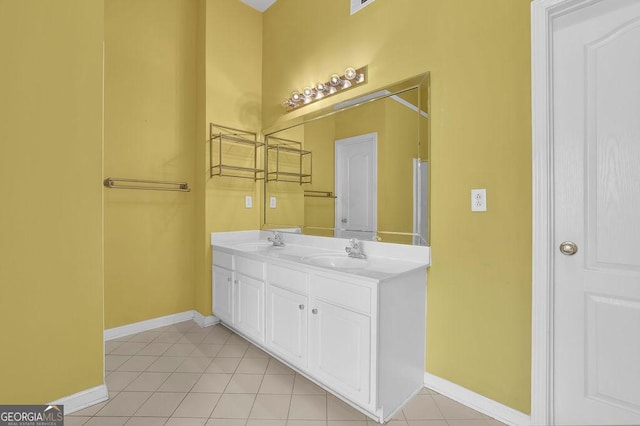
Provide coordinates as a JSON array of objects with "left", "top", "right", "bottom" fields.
[
  {"left": 559, "top": 241, "right": 578, "bottom": 256},
  {"left": 299, "top": 304, "right": 305, "bottom": 310},
  {"left": 312, "top": 308, "right": 318, "bottom": 315},
  {"left": 341, "top": 219, "right": 348, "bottom": 223}
]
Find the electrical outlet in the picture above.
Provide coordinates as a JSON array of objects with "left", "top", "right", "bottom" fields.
[
  {"left": 270, "top": 196, "right": 277, "bottom": 208},
  {"left": 471, "top": 189, "right": 487, "bottom": 212},
  {"left": 245, "top": 195, "right": 253, "bottom": 209}
]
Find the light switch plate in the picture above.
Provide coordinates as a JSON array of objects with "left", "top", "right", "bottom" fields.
[
  {"left": 270, "top": 196, "right": 277, "bottom": 208},
  {"left": 245, "top": 195, "right": 253, "bottom": 209},
  {"left": 471, "top": 189, "right": 487, "bottom": 212}
]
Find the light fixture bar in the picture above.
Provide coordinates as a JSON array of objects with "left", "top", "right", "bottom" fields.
[{"left": 283, "top": 66, "right": 368, "bottom": 111}]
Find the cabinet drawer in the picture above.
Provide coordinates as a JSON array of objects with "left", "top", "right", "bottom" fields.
[
  {"left": 311, "top": 275, "right": 371, "bottom": 314},
  {"left": 213, "top": 250, "right": 233, "bottom": 269},
  {"left": 268, "top": 264, "right": 309, "bottom": 294},
  {"left": 236, "top": 256, "right": 265, "bottom": 280}
]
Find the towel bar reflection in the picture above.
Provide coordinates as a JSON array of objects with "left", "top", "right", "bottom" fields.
[
  {"left": 304, "top": 190, "right": 336, "bottom": 198},
  {"left": 103, "top": 177, "right": 191, "bottom": 192}
]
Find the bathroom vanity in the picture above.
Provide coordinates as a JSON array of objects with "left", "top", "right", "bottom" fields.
[{"left": 211, "top": 230, "right": 430, "bottom": 423}]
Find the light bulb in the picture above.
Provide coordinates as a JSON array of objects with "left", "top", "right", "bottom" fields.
[
  {"left": 302, "top": 87, "right": 314, "bottom": 98},
  {"left": 315, "top": 82, "right": 326, "bottom": 92},
  {"left": 344, "top": 67, "right": 357, "bottom": 80},
  {"left": 291, "top": 91, "right": 302, "bottom": 102},
  {"left": 329, "top": 74, "right": 342, "bottom": 87}
]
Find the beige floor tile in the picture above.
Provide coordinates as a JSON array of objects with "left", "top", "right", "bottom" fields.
[
  {"left": 288, "top": 395, "right": 327, "bottom": 420},
  {"left": 192, "top": 343, "right": 223, "bottom": 357},
  {"left": 244, "top": 345, "right": 270, "bottom": 358},
  {"left": 217, "top": 344, "right": 249, "bottom": 358},
  {"left": 146, "top": 356, "right": 185, "bottom": 373},
  {"left": 431, "top": 395, "right": 485, "bottom": 420},
  {"left": 226, "top": 373, "right": 263, "bottom": 393},
  {"left": 259, "top": 374, "right": 295, "bottom": 394},
  {"left": 164, "top": 343, "right": 197, "bottom": 357},
  {"left": 134, "top": 392, "right": 186, "bottom": 417},
  {"left": 329, "top": 421, "right": 368, "bottom": 426},
  {"left": 206, "top": 357, "right": 241, "bottom": 373},
  {"left": 327, "top": 395, "right": 366, "bottom": 420},
  {"left": 420, "top": 387, "right": 438, "bottom": 395},
  {"left": 266, "top": 359, "right": 296, "bottom": 375},
  {"left": 127, "top": 331, "right": 162, "bottom": 343},
  {"left": 117, "top": 356, "right": 159, "bottom": 372},
  {"left": 286, "top": 421, "right": 326, "bottom": 426},
  {"left": 105, "top": 341, "right": 123, "bottom": 354},
  {"left": 157, "top": 372, "right": 201, "bottom": 392},
  {"left": 227, "top": 333, "right": 250, "bottom": 345},
  {"left": 167, "top": 321, "right": 196, "bottom": 332},
  {"left": 486, "top": 419, "right": 508, "bottom": 426},
  {"left": 202, "top": 333, "right": 231, "bottom": 345},
  {"left": 96, "top": 392, "right": 152, "bottom": 417},
  {"left": 250, "top": 394, "right": 292, "bottom": 419},
  {"left": 247, "top": 420, "right": 287, "bottom": 426},
  {"left": 191, "top": 373, "right": 232, "bottom": 393},
  {"left": 405, "top": 421, "right": 448, "bottom": 426},
  {"left": 445, "top": 421, "right": 492, "bottom": 426},
  {"left": 154, "top": 333, "right": 184, "bottom": 344},
  {"left": 172, "top": 392, "right": 221, "bottom": 418},
  {"left": 64, "top": 416, "right": 91, "bottom": 425},
  {"left": 236, "top": 357, "right": 270, "bottom": 374},
  {"left": 136, "top": 342, "right": 172, "bottom": 356},
  {"left": 124, "top": 372, "right": 170, "bottom": 392},
  {"left": 123, "top": 417, "right": 168, "bottom": 425},
  {"left": 165, "top": 418, "right": 207, "bottom": 426},
  {"left": 375, "top": 421, "right": 408, "bottom": 426},
  {"left": 110, "top": 342, "right": 148, "bottom": 356},
  {"left": 292, "top": 375, "right": 326, "bottom": 395},
  {"left": 402, "top": 395, "right": 444, "bottom": 420},
  {"left": 175, "top": 356, "right": 212, "bottom": 373},
  {"left": 84, "top": 417, "right": 129, "bottom": 426},
  {"left": 178, "top": 333, "right": 207, "bottom": 344},
  {"left": 206, "top": 419, "right": 245, "bottom": 426},
  {"left": 106, "top": 371, "right": 140, "bottom": 392},
  {"left": 105, "top": 355, "right": 131, "bottom": 371},
  {"left": 210, "top": 393, "right": 256, "bottom": 419},
  {"left": 69, "top": 400, "right": 109, "bottom": 417}
]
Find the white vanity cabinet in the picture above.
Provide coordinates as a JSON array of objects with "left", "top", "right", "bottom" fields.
[{"left": 211, "top": 232, "right": 429, "bottom": 424}]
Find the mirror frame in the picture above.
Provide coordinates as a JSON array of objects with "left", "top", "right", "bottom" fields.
[{"left": 262, "top": 72, "right": 430, "bottom": 245}]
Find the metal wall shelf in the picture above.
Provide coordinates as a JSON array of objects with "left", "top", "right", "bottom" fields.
[
  {"left": 266, "top": 136, "right": 312, "bottom": 185},
  {"left": 209, "top": 123, "right": 264, "bottom": 181}
]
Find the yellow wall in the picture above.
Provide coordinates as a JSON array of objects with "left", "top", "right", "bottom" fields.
[
  {"left": 0, "top": 0, "right": 104, "bottom": 402},
  {"left": 263, "top": 0, "right": 532, "bottom": 413},
  {"left": 104, "top": 0, "right": 199, "bottom": 328},
  {"left": 197, "top": 0, "right": 264, "bottom": 315}
]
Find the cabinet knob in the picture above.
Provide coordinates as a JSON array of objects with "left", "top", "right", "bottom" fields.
[
  {"left": 312, "top": 308, "right": 318, "bottom": 315},
  {"left": 227, "top": 277, "right": 231, "bottom": 283},
  {"left": 299, "top": 304, "right": 305, "bottom": 310},
  {"left": 234, "top": 279, "right": 238, "bottom": 284}
]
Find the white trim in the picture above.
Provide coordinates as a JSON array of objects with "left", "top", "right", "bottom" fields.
[
  {"left": 49, "top": 384, "right": 108, "bottom": 415},
  {"left": 424, "top": 372, "right": 531, "bottom": 426},
  {"left": 104, "top": 310, "right": 218, "bottom": 341},
  {"left": 334, "top": 89, "right": 429, "bottom": 118}
]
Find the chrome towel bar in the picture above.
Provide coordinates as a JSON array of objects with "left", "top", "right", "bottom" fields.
[{"left": 103, "top": 177, "right": 190, "bottom": 192}]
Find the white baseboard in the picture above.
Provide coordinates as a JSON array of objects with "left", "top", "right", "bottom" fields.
[
  {"left": 424, "top": 372, "right": 531, "bottom": 426},
  {"left": 104, "top": 310, "right": 219, "bottom": 341},
  {"left": 49, "top": 384, "right": 108, "bottom": 415}
]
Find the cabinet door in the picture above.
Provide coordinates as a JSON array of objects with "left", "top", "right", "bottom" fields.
[
  {"left": 309, "top": 298, "right": 371, "bottom": 406},
  {"left": 266, "top": 284, "right": 308, "bottom": 368},
  {"left": 213, "top": 266, "right": 233, "bottom": 324},
  {"left": 234, "top": 273, "right": 265, "bottom": 343}
]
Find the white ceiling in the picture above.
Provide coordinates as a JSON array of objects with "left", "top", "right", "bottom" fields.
[{"left": 240, "top": 0, "right": 277, "bottom": 12}]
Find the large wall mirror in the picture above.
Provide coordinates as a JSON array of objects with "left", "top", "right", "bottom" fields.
[{"left": 262, "top": 73, "right": 429, "bottom": 246}]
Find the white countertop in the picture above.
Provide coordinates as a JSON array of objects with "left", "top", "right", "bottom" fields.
[{"left": 211, "top": 230, "right": 430, "bottom": 281}]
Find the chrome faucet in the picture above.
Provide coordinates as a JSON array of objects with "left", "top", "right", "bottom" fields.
[
  {"left": 267, "top": 231, "right": 285, "bottom": 247},
  {"left": 345, "top": 238, "right": 367, "bottom": 259}
]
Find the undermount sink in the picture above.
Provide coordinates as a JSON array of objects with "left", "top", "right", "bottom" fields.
[{"left": 302, "top": 253, "right": 369, "bottom": 270}]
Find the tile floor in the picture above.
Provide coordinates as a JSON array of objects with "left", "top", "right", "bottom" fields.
[{"left": 68, "top": 321, "right": 506, "bottom": 426}]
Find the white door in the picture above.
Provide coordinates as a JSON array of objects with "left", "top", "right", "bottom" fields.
[
  {"left": 234, "top": 273, "right": 265, "bottom": 343},
  {"left": 552, "top": 1, "right": 640, "bottom": 423},
  {"left": 335, "top": 133, "right": 377, "bottom": 240},
  {"left": 308, "top": 297, "right": 371, "bottom": 406},
  {"left": 212, "top": 266, "right": 233, "bottom": 325},
  {"left": 266, "top": 284, "right": 308, "bottom": 368}
]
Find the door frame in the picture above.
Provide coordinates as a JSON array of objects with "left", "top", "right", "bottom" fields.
[
  {"left": 334, "top": 133, "right": 378, "bottom": 238},
  {"left": 531, "top": 0, "right": 602, "bottom": 424}
]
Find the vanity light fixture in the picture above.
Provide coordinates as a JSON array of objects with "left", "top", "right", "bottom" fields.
[{"left": 283, "top": 66, "right": 368, "bottom": 111}]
